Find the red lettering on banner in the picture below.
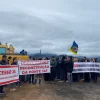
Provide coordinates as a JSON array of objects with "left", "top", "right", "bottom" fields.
[
  {"left": 29, "top": 70, "right": 41, "bottom": 74},
  {"left": 19, "top": 60, "right": 50, "bottom": 75},
  {"left": 0, "top": 71, "right": 2, "bottom": 75},
  {"left": 42, "top": 69, "right": 47, "bottom": 73},
  {"left": 21, "top": 60, "right": 49, "bottom": 65},
  {"left": 20, "top": 67, "right": 23, "bottom": 70},
  {"left": 74, "top": 64, "right": 78, "bottom": 67},
  {"left": 22, "top": 71, "right": 28, "bottom": 74},
  {"left": 12, "top": 70, "right": 16, "bottom": 74}
]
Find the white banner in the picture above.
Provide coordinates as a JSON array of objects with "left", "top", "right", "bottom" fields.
[
  {"left": 73, "top": 62, "right": 100, "bottom": 73},
  {"left": 0, "top": 65, "right": 19, "bottom": 86},
  {"left": 18, "top": 60, "right": 51, "bottom": 75}
]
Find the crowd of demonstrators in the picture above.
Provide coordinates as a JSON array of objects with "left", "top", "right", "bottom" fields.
[
  {"left": 44, "top": 56, "right": 99, "bottom": 84},
  {"left": 0, "top": 55, "right": 99, "bottom": 96},
  {"left": 0, "top": 55, "right": 7, "bottom": 95}
]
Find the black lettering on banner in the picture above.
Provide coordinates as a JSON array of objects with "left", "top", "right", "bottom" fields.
[
  {"left": 78, "top": 69, "right": 83, "bottom": 71},
  {"left": 91, "top": 64, "right": 94, "bottom": 67},
  {"left": 79, "top": 65, "right": 81, "bottom": 67}
]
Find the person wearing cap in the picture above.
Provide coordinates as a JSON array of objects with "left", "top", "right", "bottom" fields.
[{"left": 0, "top": 55, "right": 7, "bottom": 95}]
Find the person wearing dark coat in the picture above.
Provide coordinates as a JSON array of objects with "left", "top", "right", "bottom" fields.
[
  {"left": 84, "top": 59, "right": 90, "bottom": 82},
  {"left": 79, "top": 57, "right": 86, "bottom": 82},
  {"left": 56, "top": 57, "right": 61, "bottom": 80},
  {"left": 72, "top": 57, "right": 79, "bottom": 82},
  {"left": 59, "top": 56, "right": 66, "bottom": 82},
  {"left": 0, "top": 55, "right": 7, "bottom": 95},
  {"left": 66, "top": 56, "right": 74, "bottom": 85},
  {"left": 10, "top": 57, "right": 17, "bottom": 91},
  {"left": 50, "top": 56, "right": 57, "bottom": 82},
  {"left": 91, "top": 58, "right": 98, "bottom": 83},
  {"left": 44, "top": 57, "right": 51, "bottom": 83},
  {"left": 29, "top": 57, "right": 35, "bottom": 84}
]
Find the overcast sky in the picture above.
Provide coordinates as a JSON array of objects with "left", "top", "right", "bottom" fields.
[{"left": 0, "top": 0, "right": 100, "bottom": 56}]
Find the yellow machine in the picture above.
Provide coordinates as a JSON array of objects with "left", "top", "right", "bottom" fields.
[{"left": 0, "top": 43, "right": 29, "bottom": 61}]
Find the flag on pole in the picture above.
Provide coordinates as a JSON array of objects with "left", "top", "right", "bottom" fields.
[{"left": 69, "top": 41, "right": 78, "bottom": 55}]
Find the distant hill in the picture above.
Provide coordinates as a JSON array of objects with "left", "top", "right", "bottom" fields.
[
  {"left": 29, "top": 53, "right": 100, "bottom": 62},
  {"left": 29, "top": 53, "right": 57, "bottom": 58}
]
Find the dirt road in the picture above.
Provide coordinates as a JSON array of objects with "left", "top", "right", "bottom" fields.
[{"left": 1, "top": 81, "right": 100, "bottom": 100}]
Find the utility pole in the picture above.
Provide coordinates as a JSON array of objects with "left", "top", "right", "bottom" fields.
[{"left": 40, "top": 49, "right": 41, "bottom": 54}]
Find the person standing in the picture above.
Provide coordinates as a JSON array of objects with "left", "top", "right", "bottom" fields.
[
  {"left": 10, "top": 57, "right": 17, "bottom": 91},
  {"left": 72, "top": 57, "right": 79, "bottom": 82},
  {"left": 50, "top": 56, "right": 57, "bottom": 83},
  {"left": 56, "top": 57, "right": 61, "bottom": 80},
  {"left": 79, "top": 57, "right": 86, "bottom": 82},
  {"left": 59, "top": 56, "right": 66, "bottom": 82},
  {"left": 84, "top": 59, "right": 90, "bottom": 82},
  {"left": 44, "top": 57, "right": 51, "bottom": 83},
  {"left": 0, "top": 55, "right": 7, "bottom": 95},
  {"left": 29, "top": 57, "right": 35, "bottom": 84},
  {"left": 91, "top": 58, "right": 98, "bottom": 83},
  {"left": 34, "top": 58, "right": 43, "bottom": 84},
  {"left": 66, "top": 56, "right": 74, "bottom": 85}
]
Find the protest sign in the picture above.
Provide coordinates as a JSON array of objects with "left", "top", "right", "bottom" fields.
[
  {"left": 18, "top": 60, "right": 50, "bottom": 75},
  {"left": 0, "top": 65, "right": 19, "bottom": 86},
  {"left": 73, "top": 62, "right": 100, "bottom": 73}
]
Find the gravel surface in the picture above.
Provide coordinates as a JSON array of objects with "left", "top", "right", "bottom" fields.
[{"left": 0, "top": 81, "right": 100, "bottom": 100}]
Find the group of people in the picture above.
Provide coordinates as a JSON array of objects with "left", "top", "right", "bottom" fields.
[
  {"left": 44, "top": 56, "right": 74, "bottom": 84},
  {"left": 0, "top": 55, "right": 99, "bottom": 96},
  {"left": 0, "top": 55, "right": 18, "bottom": 95},
  {"left": 44, "top": 56, "right": 98, "bottom": 84}
]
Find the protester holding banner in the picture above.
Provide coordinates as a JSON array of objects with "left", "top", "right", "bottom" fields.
[
  {"left": 29, "top": 57, "right": 35, "bottom": 84},
  {"left": 91, "top": 58, "right": 98, "bottom": 83},
  {"left": 44, "top": 57, "right": 51, "bottom": 83},
  {"left": 72, "top": 57, "right": 79, "bottom": 82},
  {"left": 79, "top": 57, "right": 85, "bottom": 82},
  {"left": 16, "top": 59, "right": 22, "bottom": 87},
  {"left": 34, "top": 58, "right": 43, "bottom": 84},
  {"left": 50, "top": 56, "right": 57, "bottom": 83},
  {"left": 84, "top": 59, "right": 90, "bottom": 82},
  {"left": 10, "top": 57, "right": 17, "bottom": 91},
  {"left": 1, "top": 55, "right": 100, "bottom": 95},
  {"left": 0, "top": 55, "right": 7, "bottom": 95}
]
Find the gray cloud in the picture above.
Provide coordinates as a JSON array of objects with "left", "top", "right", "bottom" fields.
[{"left": 0, "top": 0, "right": 100, "bottom": 56}]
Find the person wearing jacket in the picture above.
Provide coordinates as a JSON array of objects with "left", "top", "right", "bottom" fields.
[
  {"left": 29, "top": 57, "right": 35, "bottom": 84},
  {"left": 66, "top": 56, "right": 74, "bottom": 85},
  {"left": 10, "top": 57, "right": 17, "bottom": 91},
  {"left": 91, "top": 58, "right": 98, "bottom": 83},
  {"left": 72, "top": 57, "right": 79, "bottom": 82},
  {"left": 0, "top": 55, "right": 7, "bottom": 95},
  {"left": 44, "top": 57, "right": 51, "bottom": 83},
  {"left": 59, "top": 56, "right": 66, "bottom": 82},
  {"left": 84, "top": 59, "right": 90, "bottom": 82},
  {"left": 79, "top": 57, "right": 86, "bottom": 82},
  {"left": 50, "top": 56, "right": 57, "bottom": 82},
  {"left": 34, "top": 58, "right": 43, "bottom": 84},
  {"left": 56, "top": 57, "right": 61, "bottom": 80}
]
